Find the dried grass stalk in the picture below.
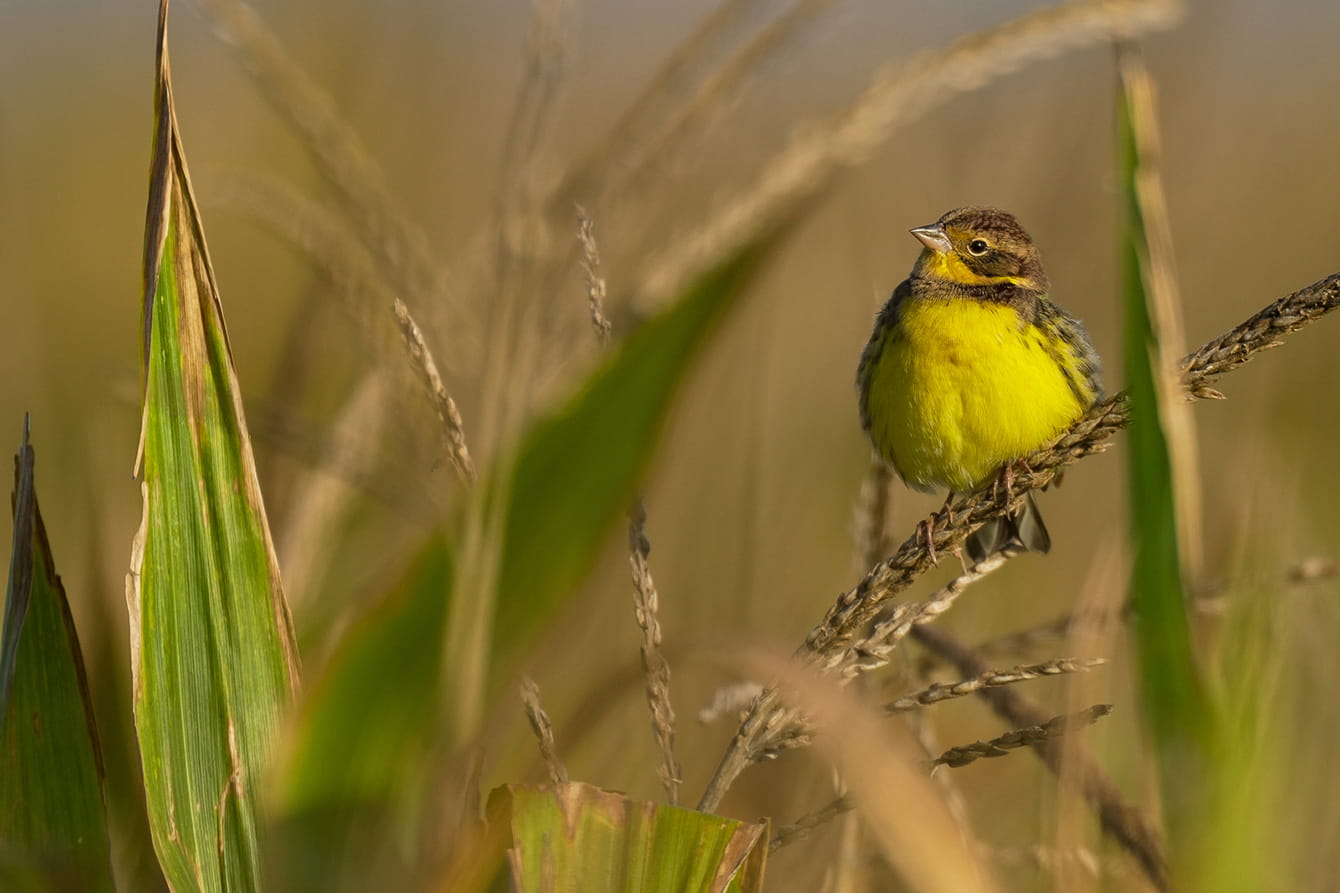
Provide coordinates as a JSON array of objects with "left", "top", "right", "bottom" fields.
[
  {"left": 937, "top": 548, "right": 1333, "bottom": 666},
  {"left": 772, "top": 700, "right": 1110, "bottom": 855},
  {"left": 697, "top": 681, "right": 765, "bottom": 725},
  {"left": 928, "top": 607, "right": 1119, "bottom": 667},
  {"left": 574, "top": 211, "right": 681, "bottom": 802},
  {"left": 520, "top": 675, "right": 568, "bottom": 786},
  {"left": 1180, "top": 274, "right": 1340, "bottom": 397},
  {"left": 390, "top": 298, "right": 476, "bottom": 486},
  {"left": 276, "top": 372, "right": 389, "bottom": 606},
  {"left": 912, "top": 624, "right": 1168, "bottom": 891},
  {"left": 744, "top": 651, "right": 993, "bottom": 889},
  {"left": 576, "top": 206, "right": 612, "bottom": 347},
  {"left": 495, "top": 0, "right": 573, "bottom": 278},
  {"left": 884, "top": 658, "right": 1106, "bottom": 715},
  {"left": 826, "top": 547, "right": 1019, "bottom": 680},
  {"left": 215, "top": 176, "right": 475, "bottom": 489},
  {"left": 555, "top": 0, "right": 773, "bottom": 202},
  {"left": 772, "top": 700, "right": 1111, "bottom": 855},
  {"left": 770, "top": 793, "right": 855, "bottom": 852},
  {"left": 932, "top": 704, "right": 1113, "bottom": 769},
  {"left": 597, "top": 0, "right": 842, "bottom": 204},
  {"left": 628, "top": 503, "right": 683, "bottom": 804},
  {"left": 197, "top": 0, "right": 444, "bottom": 308}
]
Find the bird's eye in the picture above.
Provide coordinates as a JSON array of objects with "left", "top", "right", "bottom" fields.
[{"left": 967, "top": 239, "right": 989, "bottom": 256}]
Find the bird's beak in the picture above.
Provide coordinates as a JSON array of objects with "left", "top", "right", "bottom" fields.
[{"left": 910, "top": 225, "right": 952, "bottom": 253}]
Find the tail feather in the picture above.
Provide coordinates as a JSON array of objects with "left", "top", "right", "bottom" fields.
[{"left": 966, "top": 491, "right": 1051, "bottom": 565}]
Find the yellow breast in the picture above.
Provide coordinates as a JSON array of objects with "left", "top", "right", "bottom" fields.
[{"left": 863, "top": 296, "right": 1087, "bottom": 493}]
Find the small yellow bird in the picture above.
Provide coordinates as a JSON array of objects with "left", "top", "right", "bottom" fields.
[{"left": 857, "top": 207, "right": 1102, "bottom": 563}]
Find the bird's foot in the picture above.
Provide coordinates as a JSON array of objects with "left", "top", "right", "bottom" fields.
[
  {"left": 918, "top": 515, "right": 938, "bottom": 566},
  {"left": 993, "top": 460, "right": 1033, "bottom": 501}
]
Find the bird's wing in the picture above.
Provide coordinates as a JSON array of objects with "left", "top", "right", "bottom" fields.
[
  {"left": 1036, "top": 299, "right": 1104, "bottom": 405},
  {"left": 856, "top": 278, "right": 913, "bottom": 438}
]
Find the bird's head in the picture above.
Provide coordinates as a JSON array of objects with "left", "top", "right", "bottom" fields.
[{"left": 909, "top": 206, "right": 1049, "bottom": 292}]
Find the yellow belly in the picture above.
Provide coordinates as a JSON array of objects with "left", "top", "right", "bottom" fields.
[{"left": 865, "top": 297, "right": 1086, "bottom": 493}]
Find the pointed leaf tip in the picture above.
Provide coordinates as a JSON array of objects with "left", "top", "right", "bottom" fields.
[
  {"left": 2, "top": 419, "right": 114, "bottom": 890},
  {"left": 129, "top": 5, "right": 300, "bottom": 887}
]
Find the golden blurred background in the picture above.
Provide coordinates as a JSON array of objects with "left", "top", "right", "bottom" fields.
[{"left": 3, "top": 0, "right": 1339, "bottom": 888}]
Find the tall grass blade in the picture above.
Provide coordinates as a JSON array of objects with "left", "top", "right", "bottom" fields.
[
  {"left": 273, "top": 537, "right": 452, "bottom": 890},
  {"left": 490, "top": 233, "right": 782, "bottom": 669},
  {"left": 1116, "top": 43, "right": 1211, "bottom": 813},
  {"left": 1, "top": 419, "right": 114, "bottom": 891},
  {"left": 128, "top": 2, "right": 300, "bottom": 887},
  {"left": 490, "top": 782, "right": 767, "bottom": 892},
  {"left": 1183, "top": 577, "right": 1287, "bottom": 893}
]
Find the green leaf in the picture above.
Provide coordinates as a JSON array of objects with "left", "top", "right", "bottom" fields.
[
  {"left": 272, "top": 536, "right": 452, "bottom": 890},
  {"left": 490, "top": 783, "right": 767, "bottom": 893},
  {"left": 284, "top": 537, "right": 451, "bottom": 807},
  {"left": 128, "top": 3, "right": 299, "bottom": 888},
  {"left": 492, "top": 235, "right": 781, "bottom": 665},
  {"left": 1, "top": 419, "right": 114, "bottom": 891},
  {"left": 1117, "top": 46, "right": 1210, "bottom": 792}
]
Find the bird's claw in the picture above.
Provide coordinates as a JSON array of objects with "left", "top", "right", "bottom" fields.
[
  {"left": 993, "top": 460, "right": 1029, "bottom": 501},
  {"left": 919, "top": 516, "right": 938, "bottom": 566}
]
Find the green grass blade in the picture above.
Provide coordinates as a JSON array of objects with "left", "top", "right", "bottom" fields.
[
  {"left": 128, "top": 3, "right": 300, "bottom": 888},
  {"left": 1, "top": 420, "right": 114, "bottom": 891},
  {"left": 272, "top": 536, "right": 452, "bottom": 889},
  {"left": 283, "top": 537, "right": 451, "bottom": 807},
  {"left": 1117, "top": 45, "right": 1211, "bottom": 797},
  {"left": 490, "top": 234, "right": 781, "bottom": 667},
  {"left": 490, "top": 783, "right": 767, "bottom": 893},
  {"left": 0, "top": 425, "right": 35, "bottom": 712}
]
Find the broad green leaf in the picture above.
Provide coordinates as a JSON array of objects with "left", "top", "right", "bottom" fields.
[
  {"left": 0, "top": 420, "right": 114, "bottom": 891},
  {"left": 491, "top": 235, "right": 781, "bottom": 666},
  {"left": 128, "top": 2, "right": 299, "bottom": 888},
  {"left": 490, "top": 782, "right": 767, "bottom": 893},
  {"left": 283, "top": 537, "right": 451, "bottom": 807},
  {"left": 1117, "top": 47, "right": 1211, "bottom": 803},
  {"left": 271, "top": 536, "right": 452, "bottom": 890}
]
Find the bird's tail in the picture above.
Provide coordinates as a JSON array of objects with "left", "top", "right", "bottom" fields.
[{"left": 966, "top": 491, "right": 1051, "bottom": 565}]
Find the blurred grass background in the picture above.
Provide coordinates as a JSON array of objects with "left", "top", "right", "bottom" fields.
[{"left": 3, "top": 0, "right": 1339, "bottom": 888}]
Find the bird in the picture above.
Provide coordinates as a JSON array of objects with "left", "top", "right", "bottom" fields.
[{"left": 856, "top": 206, "right": 1102, "bottom": 565}]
